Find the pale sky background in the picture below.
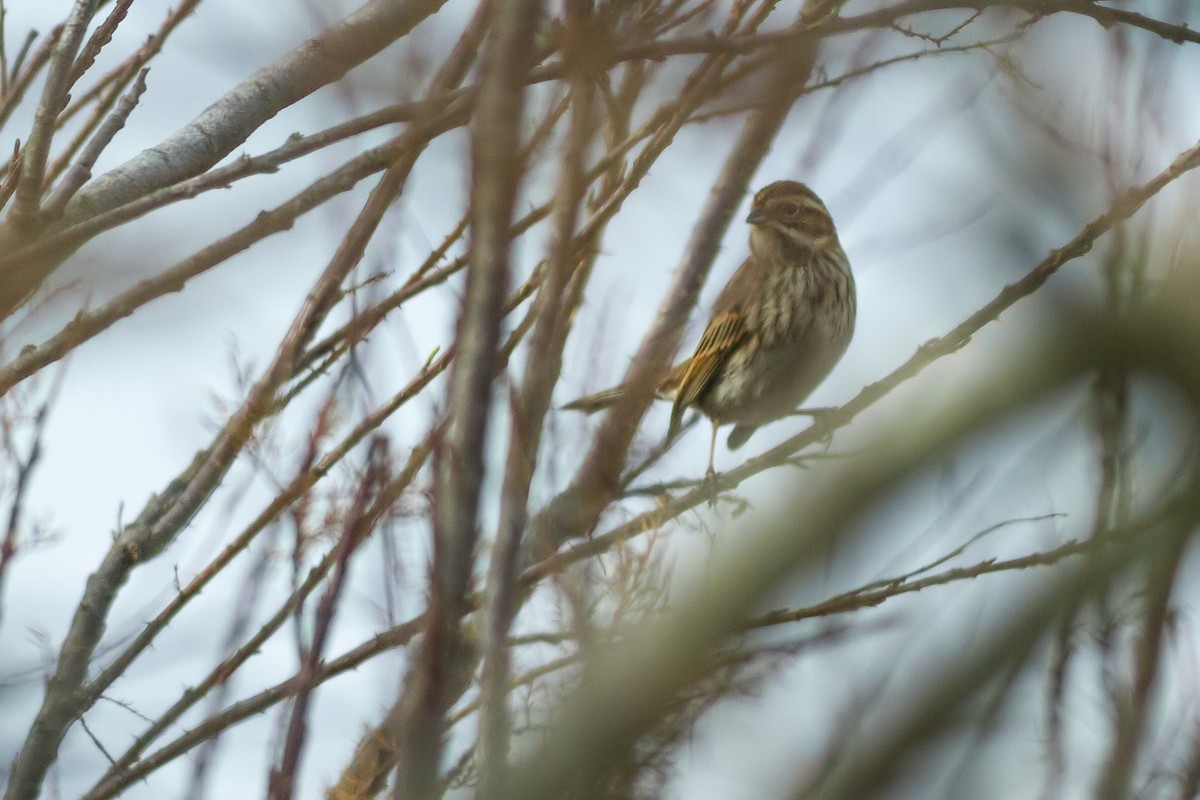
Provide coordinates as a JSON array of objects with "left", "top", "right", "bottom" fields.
[{"left": 2, "top": 1, "right": 1200, "bottom": 798}]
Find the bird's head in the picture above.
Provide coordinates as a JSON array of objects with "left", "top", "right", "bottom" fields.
[{"left": 746, "top": 180, "right": 837, "bottom": 262}]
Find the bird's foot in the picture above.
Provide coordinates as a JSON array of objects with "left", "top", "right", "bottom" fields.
[
  {"left": 702, "top": 465, "right": 719, "bottom": 507},
  {"left": 789, "top": 405, "right": 837, "bottom": 421},
  {"left": 791, "top": 406, "right": 838, "bottom": 443}
]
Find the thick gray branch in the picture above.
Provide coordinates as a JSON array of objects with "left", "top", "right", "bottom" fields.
[{"left": 64, "top": 0, "right": 447, "bottom": 222}]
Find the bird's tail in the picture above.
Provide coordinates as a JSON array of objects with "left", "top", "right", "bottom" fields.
[
  {"left": 563, "top": 363, "right": 687, "bottom": 415},
  {"left": 560, "top": 386, "right": 628, "bottom": 413},
  {"left": 666, "top": 402, "right": 686, "bottom": 441}
]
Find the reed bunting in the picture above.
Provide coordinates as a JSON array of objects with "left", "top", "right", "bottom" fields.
[{"left": 565, "top": 180, "right": 856, "bottom": 475}]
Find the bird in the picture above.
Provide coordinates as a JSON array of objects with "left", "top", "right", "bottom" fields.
[{"left": 564, "top": 180, "right": 856, "bottom": 476}]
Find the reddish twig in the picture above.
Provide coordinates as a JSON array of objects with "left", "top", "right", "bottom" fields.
[{"left": 268, "top": 438, "right": 390, "bottom": 800}]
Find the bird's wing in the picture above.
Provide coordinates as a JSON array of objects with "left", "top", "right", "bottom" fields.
[{"left": 668, "top": 310, "right": 747, "bottom": 437}]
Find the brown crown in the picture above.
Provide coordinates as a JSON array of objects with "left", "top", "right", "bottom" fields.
[
  {"left": 752, "top": 180, "right": 823, "bottom": 208},
  {"left": 751, "top": 180, "right": 834, "bottom": 239}
]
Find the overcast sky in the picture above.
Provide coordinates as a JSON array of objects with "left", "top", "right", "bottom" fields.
[{"left": 3, "top": 2, "right": 1200, "bottom": 799}]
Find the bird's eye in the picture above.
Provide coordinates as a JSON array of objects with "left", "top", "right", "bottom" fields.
[{"left": 779, "top": 202, "right": 801, "bottom": 216}]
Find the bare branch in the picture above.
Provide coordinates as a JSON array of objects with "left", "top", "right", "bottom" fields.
[
  {"left": 0, "top": 370, "right": 62, "bottom": 626},
  {"left": 258, "top": 301, "right": 546, "bottom": 800},
  {"left": 393, "top": 0, "right": 541, "bottom": 796},
  {"left": 269, "top": 438, "right": 389, "bottom": 800},
  {"left": 478, "top": 3, "right": 599, "bottom": 792},
  {"left": 67, "top": 0, "right": 133, "bottom": 86},
  {"left": 10, "top": 0, "right": 97, "bottom": 228},
  {"left": 67, "top": 0, "right": 449, "bottom": 220},
  {"left": 77, "top": 351, "right": 449, "bottom": 763},
  {"left": 0, "top": 108, "right": 468, "bottom": 396},
  {"left": 0, "top": 25, "right": 60, "bottom": 134},
  {"left": 1092, "top": 529, "right": 1188, "bottom": 799},
  {"left": 85, "top": 433, "right": 437, "bottom": 800},
  {"left": 797, "top": 512, "right": 1196, "bottom": 800},
  {"left": 57, "top": 0, "right": 201, "bottom": 131},
  {"left": 0, "top": 0, "right": 449, "bottom": 321}
]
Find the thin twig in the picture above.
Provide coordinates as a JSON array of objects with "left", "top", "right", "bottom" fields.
[
  {"left": 78, "top": 716, "right": 117, "bottom": 767},
  {"left": 67, "top": 0, "right": 133, "bottom": 86},
  {"left": 0, "top": 138, "right": 22, "bottom": 212},
  {"left": 10, "top": 0, "right": 97, "bottom": 228},
  {"left": 76, "top": 348, "right": 451, "bottom": 729},
  {"left": 0, "top": 371, "right": 62, "bottom": 625},
  {"left": 0, "top": 4, "right": 9, "bottom": 97},
  {"left": 86, "top": 435, "right": 435, "bottom": 800},
  {"left": 1092, "top": 528, "right": 1188, "bottom": 800},
  {"left": 56, "top": 0, "right": 201, "bottom": 132},
  {"left": 0, "top": 25, "right": 59, "bottom": 143},
  {"left": 269, "top": 438, "right": 389, "bottom": 800}
]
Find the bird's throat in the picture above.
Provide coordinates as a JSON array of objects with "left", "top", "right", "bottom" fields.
[{"left": 749, "top": 224, "right": 810, "bottom": 268}]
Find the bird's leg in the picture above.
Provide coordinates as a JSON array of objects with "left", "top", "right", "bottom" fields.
[
  {"left": 706, "top": 418, "right": 719, "bottom": 480},
  {"left": 703, "top": 419, "right": 722, "bottom": 507}
]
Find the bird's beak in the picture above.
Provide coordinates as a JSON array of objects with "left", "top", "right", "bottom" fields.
[{"left": 745, "top": 207, "right": 766, "bottom": 226}]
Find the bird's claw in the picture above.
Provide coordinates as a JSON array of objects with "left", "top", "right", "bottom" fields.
[
  {"left": 791, "top": 405, "right": 836, "bottom": 422},
  {"left": 792, "top": 406, "right": 838, "bottom": 443},
  {"left": 702, "top": 466, "right": 719, "bottom": 507}
]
